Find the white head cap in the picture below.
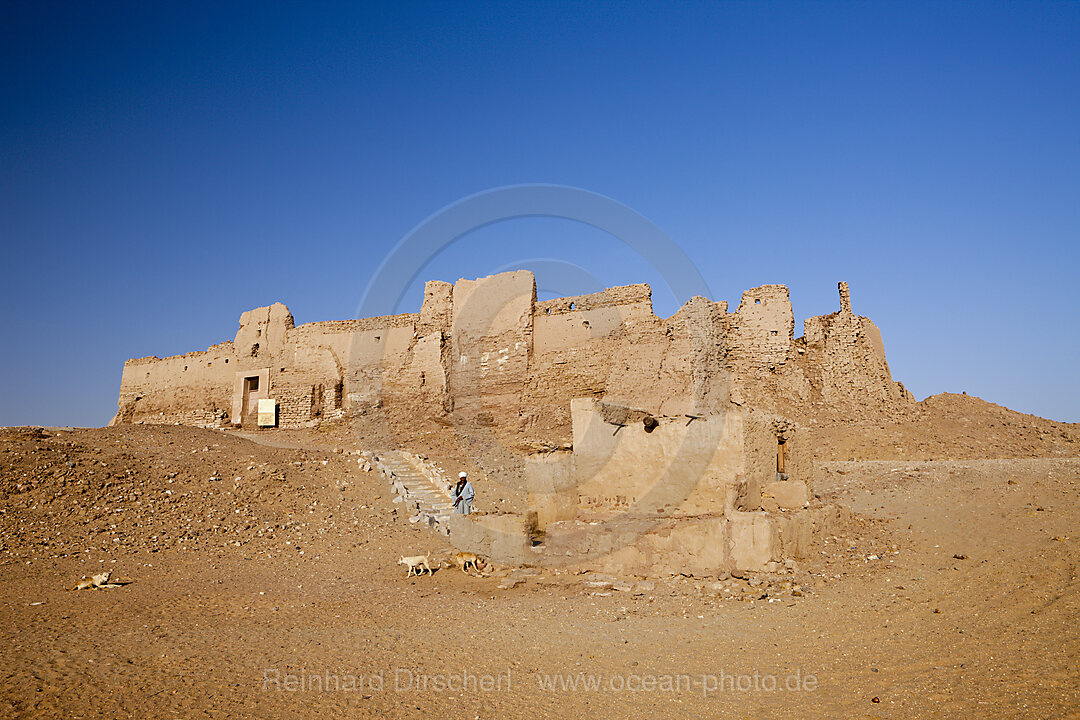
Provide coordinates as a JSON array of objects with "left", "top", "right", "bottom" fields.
[{"left": 459, "top": 472, "right": 467, "bottom": 479}]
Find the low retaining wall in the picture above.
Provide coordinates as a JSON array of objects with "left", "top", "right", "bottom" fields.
[
  {"left": 540, "top": 504, "right": 847, "bottom": 576},
  {"left": 446, "top": 513, "right": 537, "bottom": 565}
]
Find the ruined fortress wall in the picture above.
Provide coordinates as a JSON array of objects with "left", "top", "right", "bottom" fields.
[
  {"left": 526, "top": 285, "right": 715, "bottom": 424},
  {"left": 530, "top": 283, "right": 654, "bottom": 359},
  {"left": 524, "top": 450, "right": 577, "bottom": 529},
  {"left": 800, "top": 282, "right": 909, "bottom": 413},
  {"left": 523, "top": 284, "right": 663, "bottom": 434},
  {"left": 449, "top": 271, "right": 534, "bottom": 423},
  {"left": 532, "top": 304, "right": 647, "bottom": 355},
  {"left": 275, "top": 321, "right": 352, "bottom": 424},
  {"left": 667, "top": 296, "right": 731, "bottom": 415},
  {"left": 113, "top": 343, "right": 237, "bottom": 427},
  {"left": 417, "top": 281, "right": 453, "bottom": 336},
  {"left": 287, "top": 317, "right": 421, "bottom": 424},
  {"left": 113, "top": 272, "right": 912, "bottom": 430},
  {"left": 602, "top": 327, "right": 697, "bottom": 417},
  {"left": 233, "top": 302, "right": 294, "bottom": 360},
  {"left": 114, "top": 300, "right": 423, "bottom": 427},
  {"left": 730, "top": 285, "right": 794, "bottom": 370}
]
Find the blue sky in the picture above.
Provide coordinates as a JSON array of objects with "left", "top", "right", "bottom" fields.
[{"left": 2, "top": 1, "right": 1078, "bottom": 426}]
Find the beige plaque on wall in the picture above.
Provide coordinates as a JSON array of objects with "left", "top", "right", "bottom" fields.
[{"left": 257, "top": 398, "right": 278, "bottom": 428}]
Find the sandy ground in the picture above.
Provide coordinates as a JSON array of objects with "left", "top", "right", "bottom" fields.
[{"left": 1, "top": 424, "right": 1078, "bottom": 719}]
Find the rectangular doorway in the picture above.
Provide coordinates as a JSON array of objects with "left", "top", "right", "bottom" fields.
[{"left": 242, "top": 375, "right": 261, "bottom": 423}]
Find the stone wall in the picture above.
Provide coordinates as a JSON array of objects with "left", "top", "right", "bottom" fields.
[{"left": 275, "top": 383, "right": 317, "bottom": 427}]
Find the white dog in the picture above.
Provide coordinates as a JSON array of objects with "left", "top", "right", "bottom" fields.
[{"left": 398, "top": 554, "right": 433, "bottom": 577}]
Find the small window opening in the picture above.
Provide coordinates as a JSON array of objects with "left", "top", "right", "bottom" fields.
[
  {"left": 776, "top": 438, "right": 787, "bottom": 474},
  {"left": 754, "top": 299, "right": 761, "bottom": 304},
  {"left": 225, "top": 358, "right": 229, "bottom": 363},
  {"left": 769, "top": 330, "right": 778, "bottom": 336},
  {"left": 569, "top": 302, "right": 576, "bottom": 310},
  {"left": 251, "top": 343, "right": 259, "bottom": 357}
]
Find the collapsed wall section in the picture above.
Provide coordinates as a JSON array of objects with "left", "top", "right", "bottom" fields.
[
  {"left": 724, "top": 281, "right": 914, "bottom": 418},
  {"left": 529, "top": 399, "right": 811, "bottom": 522}
]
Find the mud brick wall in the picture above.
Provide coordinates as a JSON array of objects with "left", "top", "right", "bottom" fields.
[
  {"left": 449, "top": 271, "right": 535, "bottom": 424},
  {"left": 275, "top": 385, "right": 316, "bottom": 428},
  {"left": 800, "top": 282, "right": 910, "bottom": 414},
  {"left": 730, "top": 284, "right": 794, "bottom": 372},
  {"left": 129, "top": 408, "right": 229, "bottom": 428}
]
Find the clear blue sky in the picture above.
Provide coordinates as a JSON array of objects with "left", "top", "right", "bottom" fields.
[{"left": 2, "top": 1, "right": 1078, "bottom": 426}]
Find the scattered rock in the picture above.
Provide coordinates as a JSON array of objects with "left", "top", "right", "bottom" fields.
[{"left": 582, "top": 572, "right": 618, "bottom": 590}]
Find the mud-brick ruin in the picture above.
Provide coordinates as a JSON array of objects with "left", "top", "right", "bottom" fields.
[{"left": 113, "top": 271, "right": 915, "bottom": 575}]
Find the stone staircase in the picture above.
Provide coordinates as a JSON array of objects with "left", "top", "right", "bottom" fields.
[
  {"left": 358, "top": 449, "right": 543, "bottom": 566},
  {"left": 366, "top": 450, "right": 456, "bottom": 534}
]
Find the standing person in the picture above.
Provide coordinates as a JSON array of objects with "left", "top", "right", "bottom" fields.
[{"left": 452, "top": 471, "right": 474, "bottom": 515}]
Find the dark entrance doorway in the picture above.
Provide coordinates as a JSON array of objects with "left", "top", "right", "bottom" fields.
[{"left": 241, "top": 375, "right": 260, "bottom": 426}]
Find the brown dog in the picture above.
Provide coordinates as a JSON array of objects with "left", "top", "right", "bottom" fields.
[{"left": 447, "top": 551, "right": 484, "bottom": 574}]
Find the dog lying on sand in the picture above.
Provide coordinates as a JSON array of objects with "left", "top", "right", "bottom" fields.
[{"left": 398, "top": 554, "right": 433, "bottom": 577}]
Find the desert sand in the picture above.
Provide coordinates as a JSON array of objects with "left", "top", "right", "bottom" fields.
[{"left": 1, "top": 393, "right": 1078, "bottom": 719}]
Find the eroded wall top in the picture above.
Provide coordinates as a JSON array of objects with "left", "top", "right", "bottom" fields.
[{"left": 115, "top": 271, "right": 913, "bottom": 431}]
